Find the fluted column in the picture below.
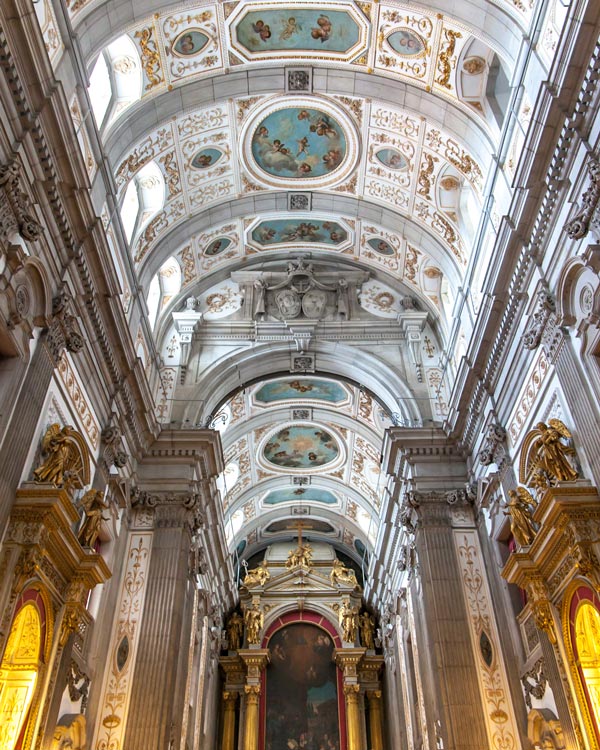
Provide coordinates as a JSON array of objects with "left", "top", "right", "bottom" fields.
[
  {"left": 221, "top": 691, "right": 238, "bottom": 750},
  {"left": 367, "top": 690, "right": 384, "bottom": 750},
  {"left": 243, "top": 685, "right": 260, "bottom": 750},
  {"left": 123, "top": 499, "right": 198, "bottom": 750}
]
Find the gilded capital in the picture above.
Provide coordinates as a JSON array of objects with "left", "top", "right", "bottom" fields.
[
  {"left": 244, "top": 684, "right": 261, "bottom": 704},
  {"left": 343, "top": 683, "right": 360, "bottom": 702}
]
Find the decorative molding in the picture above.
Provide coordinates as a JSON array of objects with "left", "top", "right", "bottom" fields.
[
  {"left": 564, "top": 157, "right": 600, "bottom": 239},
  {"left": 455, "top": 531, "right": 520, "bottom": 750},
  {"left": 0, "top": 161, "right": 42, "bottom": 243},
  {"left": 479, "top": 422, "right": 506, "bottom": 467},
  {"left": 522, "top": 290, "right": 556, "bottom": 351}
]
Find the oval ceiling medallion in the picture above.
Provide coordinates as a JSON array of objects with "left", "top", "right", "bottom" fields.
[
  {"left": 367, "top": 238, "right": 395, "bottom": 256},
  {"left": 204, "top": 237, "right": 232, "bottom": 256},
  {"left": 386, "top": 28, "right": 427, "bottom": 58},
  {"left": 242, "top": 96, "right": 359, "bottom": 189},
  {"left": 191, "top": 148, "right": 222, "bottom": 170},
  {"left": 264, "top": 425, "right": 339, "bottom": 469},
  {"left": 172, "top": 29, "right": 210, "bottom": 57},
  {"left": 375, "top": 148, "right": 408, "bottom": 171}
]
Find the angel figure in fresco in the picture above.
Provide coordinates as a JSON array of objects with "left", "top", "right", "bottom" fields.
[
  {"left": 78, "top": 489, "right": 111, "bottom": 549},
  {"left": 529, "top": 419, "right": 579, "bottom": 483},
  {"left": 330, "top": 558, "right": 358, "bottom": 587},
  {"left": 311, "top": 15, "right": 333, "bottom": 43},
  {"left": 360, "top": 611, "right": 376, "bottom": 650},
  {"left": 244, "top": 603, "right": 264, "bottom": 645},
  {"left": 279, "top": 17, "right": 302, "bottom": 41},
  {"left": 226, "top": 611, "right": 244, "bottom": 652},
  {"left": 33, "top": 424, "right": 84, "bottom": 489},
  {"left": 505, "top": 488, "right": 537, "bottom": 547},
  {"left": 242, "top": 559, "right": 271, "bottom": 587},
  {"left": 339, "top": 600, "right": 359, "bottom": 643}
]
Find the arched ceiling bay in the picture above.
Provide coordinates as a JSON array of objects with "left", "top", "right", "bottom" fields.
[{"left": 58, "top": 0, "right": 533, "bottom": 560}]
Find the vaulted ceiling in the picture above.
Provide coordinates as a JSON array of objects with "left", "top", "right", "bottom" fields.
[{"left": 36, "top": 0, "right": 545, "bottom": 570}]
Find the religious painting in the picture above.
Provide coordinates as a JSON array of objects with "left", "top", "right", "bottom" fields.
[
  {"left": 235, "top": 9, "right": 360, "bottom": 54},
  {"left": 264, "top": 488, "right": 338, "bottom": 505},
  {"left": 191, "top": 147, "right": 222, "bottom": 170},
  {"left": 375, "top": 148, "right": 408, "bottom": 171},
  {"left": 251, "top": 107, "right": 347, "bottom": 179},
  {"left": 386, "top": 28, "right": 426, "bottom": 57},
  {"left": 172, "top": 29, "right": 209, "bottom": 57},
  {"left": 265, "top": 622, "right": 341, "bottom": 750},
  {"left": 255, "top": 378, "right": 347, "bottom": 403},
  {"left": 264, "top": 426, "right": 339, "bottom": 468},
  {"left": 367, "top": 238, "right": 395, "bottom": 256},
  {"left": 204, "top": 237, "right": 232, "bottom": 256},
  {"left": 251, "top": 219, "right": 347, "bottom": 246}
]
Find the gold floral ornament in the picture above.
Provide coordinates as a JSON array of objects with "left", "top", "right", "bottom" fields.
[
  {"left": 33, "top": 424, "right": 90, "bottom": 492},
  {"left": 242, "top": 559, "right": 270, "bottom": 588},
  {"left": 505, "top": 487, "right": 537, "bottom": 547},
  {"left": 244, "top": 603, "right": 263, "bottom": 645},
  {"left": 520, "top": 419, "right": 579, "bottom": 487}
]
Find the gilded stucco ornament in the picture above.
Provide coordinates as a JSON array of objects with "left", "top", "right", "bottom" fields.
[
  {"left": 285, "top": 541, "right": 313, "bottom": 569},
  {"left": 339, "top": 599, "right": 359, "bottom": 642}
]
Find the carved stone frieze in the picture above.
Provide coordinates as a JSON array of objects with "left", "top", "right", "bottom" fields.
[
  {"left": 46, "top": 293, "right": 85, "bottom": 363},
  {"left": 479, "top": 423, "right": 507, "bottom": 466},
  {"left": 0, "top": 161, "right": 42, "bottom": 243},
  {"left": 522, "top": 290, "right": 556, "bottom": 351},
  {"left": 521, "top": 658, "right": 547, "bottom": 709},
  {"left": 101, "top": 425, "right": 128, "bottom": 470},
  {"left": 564, "top": 157, "right": 600, "bottom": 240}
]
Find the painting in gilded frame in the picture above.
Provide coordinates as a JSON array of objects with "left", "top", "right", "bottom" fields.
[
  {"left": 191, "top": 148, "right": 222, "bottom": 170},
  {"left": 235, "top": 9, "right": 360, "bottom": 54},
  {"left": 264, "top": 425, "right": 339, "bottom": 469},
  {"left": 386, "top": 28, "right": 426, "bottom": 57},
  {"left": 251, "top": 107, "right": 347, "bottom": 179},
  {"left": 375, "top": 148, "right": 408, "bottom": 171},
  {"left": 172, "top": 29, "right": 209, "bottom": 57},
  {"left": 251, "top": 219, "right": 347, "bottom": 246},
  {"left": 367, "top": 238, "right": 395, "bottom": 256},
  {"left": 204, "top": 237, "right": 232, "bottom": 256},
  {"left": 255, "top": 379, "right": 346, "bottom": 403},
  {"left": 266, "top": 622, "right": 341, "bottom": 750}
]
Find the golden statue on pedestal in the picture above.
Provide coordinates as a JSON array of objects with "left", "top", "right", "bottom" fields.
[
  {"left": 339, "top": 600, "right": 359, "bottom": 643},
  {"left": 242, "top": 560, "right": 270, "bottom": 588},
  {"left": 77, "top": 489, "right": 110, "bottom": 549},
  {"left": 330, "top": 558, "right": 358, "bottom": 587},
  {"left": 244, "top": 603, "right": 263, "bottom": 645},
  {"left": 226, "top": 611, "right": 244, "bottom": 652},
  {"left": 360, "top": 611, "right": 376, "bottom": 650},
  {"left": 505, "top": 487, "right": 537, "bottom": 547},
  {"left": 527, "top": 419, "right": 579, "bottom": 484}
]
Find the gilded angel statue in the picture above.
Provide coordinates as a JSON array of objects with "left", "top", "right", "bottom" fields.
[
  {"left": 330, "top": 558, "right": 358, "bottom": 587},
  {"left": 244, "top": 604, "right": 263, "bottom": 645},
  {"left": 505, "top": 487, "right": 537, "bottom": 547},
  {"left": 242, "top": 559, "right": 271, "bottom": 587},
  {"left": 339, "top": 600, "right": 359, "bottom": 643},
  {"left": 529, "top": 419, "right": 578, "bottom": 483},
  {"left": 33, "top": 424, "right": 84, "bottom": 489}
]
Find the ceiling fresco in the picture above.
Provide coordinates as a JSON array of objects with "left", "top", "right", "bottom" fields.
[
  {"left": 47, "top": 0, "right": 543, "bottom": 560},
  {"left": 263, "top": 425, "right": 340, "bottom": 469}
]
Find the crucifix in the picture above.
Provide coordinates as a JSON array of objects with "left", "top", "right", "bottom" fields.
[{"left": 294, "top": 519, "right": 313, "bottom": 546}]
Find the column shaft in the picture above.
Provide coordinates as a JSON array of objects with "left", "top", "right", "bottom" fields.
[
  {"left": 243, "top": 685, "right": 260, "bottom": 750},
  {"left": 368, "top": 690, "right": 384, "bottom": 750},
  {"left": 344, "top": 684, "right": 362, "bottom": 750},
  {"left": 221, "top": 692, "right": 237, "bottom": 750}
]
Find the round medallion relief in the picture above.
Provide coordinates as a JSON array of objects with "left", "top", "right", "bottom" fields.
[{"left": 580, "top": 284, "right": 594, "bottom": 316}]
